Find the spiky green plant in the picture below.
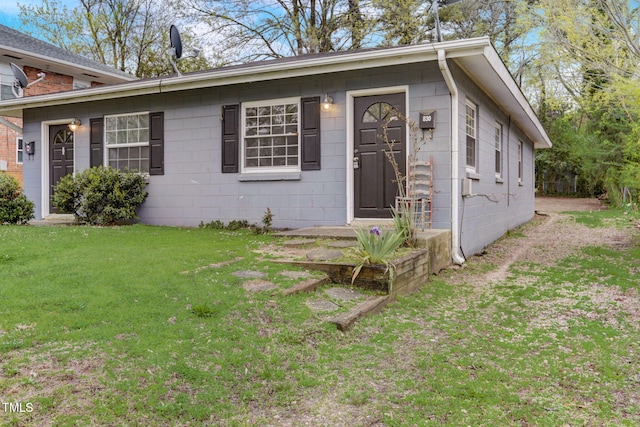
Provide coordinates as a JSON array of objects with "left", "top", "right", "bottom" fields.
[{"left": 351, "top": 226, "right": 406, "bottom": 285}]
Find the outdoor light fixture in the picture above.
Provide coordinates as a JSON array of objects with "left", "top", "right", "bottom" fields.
[
  {"left": 68, "top": 119, "right": 81, "bottom": 132},
  {"left": 321, "top": 94, "right": 333, "bottom": 111}
]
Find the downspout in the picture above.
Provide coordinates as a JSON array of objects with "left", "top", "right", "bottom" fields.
[{"left": 438, "top": 49, "right": 466, "bottom": 265}]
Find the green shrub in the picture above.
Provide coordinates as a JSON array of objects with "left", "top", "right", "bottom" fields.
[
  {"left": 199, "top": 219, "right": 225, "bottom": 229},
  {"left": 0, "top": 173, "right": 34, "bottom": 225},
  {"left": 199, "top": 208, "right": 274, "bottom": 234},
  {"left": 52, "top": 166, "right": 148, "bottom": 225}
]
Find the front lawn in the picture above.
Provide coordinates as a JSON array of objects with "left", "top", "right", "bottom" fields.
[{"left": 1, "top": 215, "right": 639, "bottom": 426}]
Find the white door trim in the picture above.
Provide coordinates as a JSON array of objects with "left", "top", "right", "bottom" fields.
[{"left": 346, "top": 85, "right": 410, "bottom": 224}]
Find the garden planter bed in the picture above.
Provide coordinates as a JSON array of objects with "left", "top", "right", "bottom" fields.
[
  {"left": 284, "top": 248, "right": 428, "bottom": 296},
  {"left": 281, "top": 234, "right": 445, "bottom": 296},
  {"left": 273, "top": 228, "right": 451, "bottom": 296}
]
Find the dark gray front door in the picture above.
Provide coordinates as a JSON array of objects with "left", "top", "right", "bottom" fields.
[
  {"left": 353, "top": 93, "right": 406, "bottom": 218},
  {"left": 50, "top": 125, "right": 74, "bottom": 212}
]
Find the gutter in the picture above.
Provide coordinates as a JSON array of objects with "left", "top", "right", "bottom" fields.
[
  {"left": 0, "top": 45, "right": 136, "bottom": 84},
  {"left": 0, "top": 37, "right": 492, "bottom": 118},
  {"left": 438, "top": 48, "right": 466, "bottom": 265},
  {"left": 0, "top": 116, "right": 21, "bottom": 133}
]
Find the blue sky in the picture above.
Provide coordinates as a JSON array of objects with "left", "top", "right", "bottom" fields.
[
  {"left": 0, "top": 0, "right": 75, "bottom": 30},
  {"left": 0, "top": 0, "right": 37, "bottom": 28}
]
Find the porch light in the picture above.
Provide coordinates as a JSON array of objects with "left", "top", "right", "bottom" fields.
[
  {"left": 68, "top": 119, "right": 81, "bottom": 132},
  {"left": 321, "top": 94, "right": 333, "bottom": 111}
]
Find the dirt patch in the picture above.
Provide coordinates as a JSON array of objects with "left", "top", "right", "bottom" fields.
[
  {"left": 2, "top": 343, "right": 106, "bottom": 426},
  {"left": 440, "top": 198, "right": 639, "bottom": 339},
  {"left": 534, "top": 196, "right": 606, "bottom": 213},
  {"left": 448, "top": 198, "right": 632, "bottom": 288}
]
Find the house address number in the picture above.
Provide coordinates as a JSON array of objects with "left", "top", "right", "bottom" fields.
[{"left": 419, "top": 111, "right": 436, "bottom": 130}]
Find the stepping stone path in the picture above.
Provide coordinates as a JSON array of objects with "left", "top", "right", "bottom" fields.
[
  {"left": 233, "top": 270, "right": 267, "bottom": 279},
  {"left": 326, "top": 240, "right": 356, "bottom": 249},
  {"left": 233, "top": 270, "right": 277, "bottom": 293},
  {"left": 282, "top": 239, "right": 316, "bottom": 247},
  {"left": 280, "top": 270, "right": 313, "bottom": 279},
  {"left": 243, "top": 279, "right": 278, "bottom": 293},
  {"left": 306, "top": 248, "right": 344, "bottom": 261},
  {"left": 305, "top": 286, "right": 367, "bottom": 313},
  {"left": 306, "top": 300, "right": 341, "bottom": 312},
  {"left": 324, "top": 287, "right": 365, "bottom": 302}
]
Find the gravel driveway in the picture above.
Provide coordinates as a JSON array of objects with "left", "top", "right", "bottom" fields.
[
  {"left": 534, "top": 196, "right": 607, "bottom": 214},
  {"left": 451, "top": 196, "right": 633, "bottom": 286}
]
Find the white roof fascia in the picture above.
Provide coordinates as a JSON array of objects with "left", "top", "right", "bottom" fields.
[
  {"left": 0, "top": 35, "right": 553, "bottom": 150},
  {"left": 483, "top": 46, "right": 552, "bottom": 149},
  {"left": 0, "top": 45, "right": 136, "bottom": 84},
  {"left": 453, "top": 46, "right": 552, "bottom": 149},
  {"left": 0, "top": 37, "right": 492, "bottom": 117}
]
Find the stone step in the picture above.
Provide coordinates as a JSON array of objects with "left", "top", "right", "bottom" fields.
[
  {"left": 329, "top": 295, "right": 393, "bottom": 331},
  {"left": 283, "top": 275, "right": 329, "bottom": 295}
]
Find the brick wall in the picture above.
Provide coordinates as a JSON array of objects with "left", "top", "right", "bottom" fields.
[
  {"left": 23, "top": 66, "right": 73, "bottom": 96},
  {"left": 1, "top": 66, "right": 93, "bottom": 187},
  {"left": 0, "top": 116, "right": 22, "bottom": 185},
  {"left": 0, "top": 65, "right": 71, "bottom": 187}
]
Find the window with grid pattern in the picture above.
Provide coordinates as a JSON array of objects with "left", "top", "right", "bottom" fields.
[
  {"left": 16, "top": 137, "right": 23, "bottom": 164},
  {"left": 104, "top": 113, "right": 150, "bottom": 173},
  {"left": 465, "top": 101, "right": 477, "bottom": 170},
  {"left": 243, "top": 99, "right": 300, "bottom": 171},
  {"left": 518, "top": 140, "right": 523, "bottom": 183},
  {"left": 495, "top": 122, "right": 502, "bottom": 177}
]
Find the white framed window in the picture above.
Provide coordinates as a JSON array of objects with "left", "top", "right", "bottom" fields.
[
  {"left": 242, "top": 98, "right": 300, "bottom": 172},
  {"left": 495, "top": 122, "right": 502, "bottom": 177},
  {"left": 104, "top": 112, "right": 150, "bottom": 173},
  {"left": 16, "top": 137, "right": 23, "bottom": 164},
  {"left": 465, "top": 100, "right": 477, "bottom": 170},
  {"left": 518, "top": 140, "right": 523, "bottom": 183}
]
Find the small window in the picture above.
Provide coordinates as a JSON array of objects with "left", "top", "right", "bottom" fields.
[
  {"left": 362, "top": 102, "right": 398, "bottom": 123},
  {"left": 465, "top": 100, "right": 477, "bottom": 170},
  {"left": 242, "top": 98, "right": 300, "bottom": 171},
  {"left": 104, "top": 112, "right": 150, "bottom": 173},
  {"left": 495, "top": 122, "right": 502, "bottom": 177},
  {"left": 518, "top": 140, "right": 523, "bottom": 183},
  {"left": 16, "top": 137, "right": 23, "bottom": 164}
]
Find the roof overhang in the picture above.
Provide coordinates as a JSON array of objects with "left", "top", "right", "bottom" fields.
[
  {"left": 0, "top": 37, "right": 551, "bottom": 149},
  {"left": 453, "top": 46, "right": 552, "bottom": 149},
  {"left": 0, "top": 45, "right": 136, "bottom": 85}
]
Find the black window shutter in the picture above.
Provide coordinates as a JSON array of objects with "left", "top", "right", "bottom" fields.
[
  {"left": 149, "top": 112, "right": 164, "bottom": 175},
  {"left": 89, "top": 118, "right": 103, "bottom": 168},
  {"left": 222, "top": 104, "right": 239, "bottom": 173},
  {"left": 301, "top": 96, "right": 321, "bottom": 170}
]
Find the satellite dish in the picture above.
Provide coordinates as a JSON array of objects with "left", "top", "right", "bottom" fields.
[
  {"left": 432, "top": 0, "right": 466, "bottom": 42},
  {"left": 10, "top": 62, "right": 45, "bottom": 98},
  {"left": 170, "top": 24, "right": 183, "bottom": 59},
  {"left": 10, "top": 63, "right": 28, "bottom": 89},
  {"left": 167, "top": 25, "right": 200, "bottom": 77}
]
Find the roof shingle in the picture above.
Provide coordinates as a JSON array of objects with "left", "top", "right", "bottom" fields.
[{"left": 0, "top": 23, "right": 133, "bottom": 79}]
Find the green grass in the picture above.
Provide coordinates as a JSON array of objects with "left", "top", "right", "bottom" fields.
[
  {"left": 566, "top": 208, "right": 640, "bottom": 228},
  {"left": 1, "top": 212, "right": 639, "bottom": 426}
]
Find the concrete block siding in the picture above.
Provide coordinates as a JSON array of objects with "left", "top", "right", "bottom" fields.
[
  {"left": 21, "top": 60, "right": 536, "bottom": 257},
  {"left": 450, "top": 63, "right": 535, "bottom": 256}
]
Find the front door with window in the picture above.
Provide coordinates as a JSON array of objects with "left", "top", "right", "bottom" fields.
[
  {"left": 353, "top": 93, "right": 406, "bottom": 218},
  {"left": 49, "top": 125, "right": 74, "bottom": 212}
]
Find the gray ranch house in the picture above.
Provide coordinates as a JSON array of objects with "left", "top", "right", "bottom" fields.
[{"left": 0, "top": 37, "right": 551, "bottom": 262}]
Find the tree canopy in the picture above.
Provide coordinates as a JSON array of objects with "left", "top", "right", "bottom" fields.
[{"left": 14, "top": 0, "right": 640, "bottom": 206}]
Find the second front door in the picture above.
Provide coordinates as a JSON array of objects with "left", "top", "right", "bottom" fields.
[{"left": 353, "top": 93, "right": 406, "bottom": 218}]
